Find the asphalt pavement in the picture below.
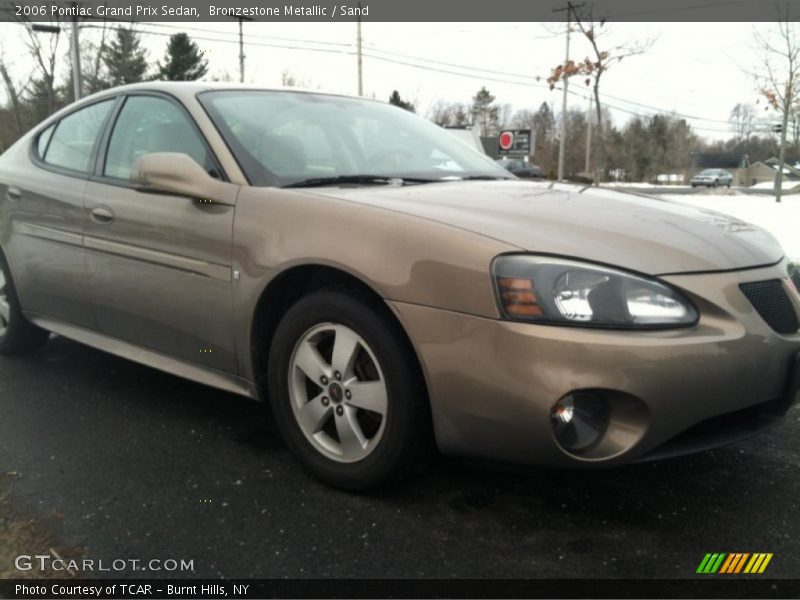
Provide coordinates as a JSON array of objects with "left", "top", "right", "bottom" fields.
[{"left": 1, "top": 336, "right": 798, "bottom": 580}]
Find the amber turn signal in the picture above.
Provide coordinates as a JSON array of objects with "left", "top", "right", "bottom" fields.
[{"left": 497, "top": 277, "right": 543, "bottom": 317}]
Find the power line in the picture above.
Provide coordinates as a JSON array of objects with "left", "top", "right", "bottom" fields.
[
  {"left": 80, "top": 22, "right": 356, "bottom": 56},
  {"left": 15, "top": 19, "right": 738, "bottom": 135},
  {"left": 607, "top": 0, "right": 750, "bottom": 19}
]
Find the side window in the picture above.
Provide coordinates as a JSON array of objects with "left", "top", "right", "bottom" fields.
[
  {"left": 36, "top": 124, "right": 55, "bottom": 159},
  {"left": 43, "top": 100, "right": 114, "bottom": 173},
  {"left": 104, "top": 95, "right": 212, "bottom": 180}
]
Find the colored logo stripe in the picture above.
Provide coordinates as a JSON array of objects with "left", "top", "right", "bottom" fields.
[
  {"left": 697, "top": 553, "right": 773, "bottom": 574},
  {"left": 720, "top": 553, "right": 749, "bottom": 573},
  {"left": 744, "top": 553, "right": 773, "bottom": 574},
  {"left": 697, "top": 553, "right": 726, "bottom": 574}
]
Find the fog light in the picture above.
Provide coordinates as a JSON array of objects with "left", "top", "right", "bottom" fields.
[{"left": 551, "top": 392, "right": 609, "bottom": 453}]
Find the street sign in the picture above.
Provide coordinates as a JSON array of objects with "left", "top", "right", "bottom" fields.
[{"left": 498, "top": 129, "right": 532, "bottom": 155}]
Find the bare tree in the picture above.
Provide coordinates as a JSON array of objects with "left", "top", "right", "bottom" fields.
[
  {"left": 497, "top": 103, "right": 513, "bottom": 130},
  {"left": 754, "top": 8, "right": 800, "bottom": 202},
  {"left": 25, "top": 23, "right": 63, "bottom": 119},
  {"left": 280, "top": 69, "right": 316, "bottom": 89},
  {"left": 0, "top": 48, "right": 32, "bottom": 137},
  {"left": 730, "top": 103, "right": 757, "bottom": 141},
  {"left": 82, "top": 22, "right": 110, "bottom": 94},
  {"left": 427, "top": 101, "right": 470, "bottom": 128},
  {"left": 547, "top": 3, "right": 654, "bottom": 180}
]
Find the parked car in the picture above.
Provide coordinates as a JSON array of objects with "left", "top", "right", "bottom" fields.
[
  {"left": 1, "top": 83, "right": 798, "bottom": 491},
  {"left": 691, "top": 168, "right": 733, "bottom": 188},
  {"left": 496, "top": 158, "right": 543, "bottom": 178}
]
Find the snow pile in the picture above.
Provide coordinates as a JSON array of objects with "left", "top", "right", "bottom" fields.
[
  {"left": 750, "top": 180, "right": 800, "bottom": 191},
  {"left": 656, "top": 193, "right": 800, "bottom": 260},
  {"left": 609, "top": 182, "right": 691, "bottom": 189}
]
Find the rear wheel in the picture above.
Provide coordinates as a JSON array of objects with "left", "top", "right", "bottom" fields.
[
  {"left": 0, "top": 253, "right": 49, "bottom": 356},
  {"left": 267, "top": 288, "right": 432, "bottom": 491}
]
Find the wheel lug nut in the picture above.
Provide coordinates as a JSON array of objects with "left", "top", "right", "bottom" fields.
[
  {"left": 320, "top": 375, "right": 328, "bottom": 385},
  {"left": 345, "top": 390, "right": 352, "bottom": 400},
  {"left": 322, "top": 397, "right": 329, "bottom": 406},
  {"left": 336, "top": 406, "right": 344, "bottom": 416},
  {"left": 334, "top": 371, "right": 342, "bottom": 381}
]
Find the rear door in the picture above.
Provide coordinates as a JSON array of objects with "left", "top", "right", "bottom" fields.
[
  {"left": 0, "top": 98, "right": 116, "bottom": 328},
  {"left": 83, "top": 93, "right": 238, "bottom": 373}
]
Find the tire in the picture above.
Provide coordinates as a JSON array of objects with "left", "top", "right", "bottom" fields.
[
  {"left": 0, "top": 251, "right": 49, "bottom": 356},
  {"left": 713, "top": 179, "right": 719, "bottom": 187},
  {"left": 267, "top": 288, "right": 432, "bottom": 491}
]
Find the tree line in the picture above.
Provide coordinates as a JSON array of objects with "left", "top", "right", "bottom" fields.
[
  {"left": 0, "top": 26, "right": 791, "bottom": 182},
  {"left": 0, "top": 26, "right": 207, "bottom": 152},
  {"left": 400, "top": 86, "right": 785, "bottom": 182}
]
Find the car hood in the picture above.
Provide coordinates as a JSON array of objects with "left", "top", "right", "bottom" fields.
[{"left": 305, "top": 181, "right": 783, "bottom": 275}]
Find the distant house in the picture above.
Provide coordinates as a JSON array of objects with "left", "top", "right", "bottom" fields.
[
  {"left": 747, "top": 157, "right": 800, "bottom": 187},
  {"left": 481, "top": 136, "right": 500, "bottom": 159},
  {"left": 687, "top": 152, "right": 749, "bottom": 186},
  {"left": 443, "top": 126, "right": 485, "bottom": 154}
]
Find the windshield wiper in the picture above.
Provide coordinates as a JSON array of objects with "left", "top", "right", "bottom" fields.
[
  {"left": 284, "top": 175, "right": 438, "bottom": 188},
  {"left": 458, "top": 175, "right": 513, "bottom": 181}
]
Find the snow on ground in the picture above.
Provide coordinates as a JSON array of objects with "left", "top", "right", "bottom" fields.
[
  {"left": 751, "top": 180, "right": 800, "bottom": 191},
  {"left": 609, "top": 182, "right": 692, "bottom": 189},
  {"left": 655, "top": 191, "right": 800, "bottom": 260}
]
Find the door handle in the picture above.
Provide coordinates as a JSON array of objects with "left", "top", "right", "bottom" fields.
[
  {"left": 6, "top": 186, "right": 21, "bottom": 201},
  {"left": 90, "top": 206, "right": 115, "bottom": 224}
]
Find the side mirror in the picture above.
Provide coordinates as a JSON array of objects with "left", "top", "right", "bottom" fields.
[{"left": 130, "top": 153, "right": 237, "bottom": 206}]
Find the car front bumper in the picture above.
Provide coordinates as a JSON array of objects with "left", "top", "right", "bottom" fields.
[{"left": 389, "top": 261, "right": 800, "bottom": 467}]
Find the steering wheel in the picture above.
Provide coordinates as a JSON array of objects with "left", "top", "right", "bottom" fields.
[{"left": 366, "top": 146, "right": 415, "bottom": 170}]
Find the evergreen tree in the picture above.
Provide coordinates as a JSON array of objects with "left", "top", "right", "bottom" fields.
[
  {"left": 388, "top": 90, "right": 415, "bottom": 112},
  {"left": 103, "top": 28, "right": 148, "bottom": 86},
  {"left": 470, "top": 87, "right": 499, "bottom": 136},
  {"left": 26, "top": 76, "right": 65, "bottom": 124},
  {"left": 157, "top": 33, "right": 208, "bottom": 81}
]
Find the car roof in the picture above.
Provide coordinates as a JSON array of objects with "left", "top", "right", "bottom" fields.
[
  {"left": 31, "top": 81, "right": 388, "bottom": 136},
  {"left": 79, "top": 81, "right": 375, "bottom": 106}
]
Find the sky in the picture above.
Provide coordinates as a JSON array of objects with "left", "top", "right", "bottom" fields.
[{"left": 0, "top": 21, "right": 784, "bottom": 141}]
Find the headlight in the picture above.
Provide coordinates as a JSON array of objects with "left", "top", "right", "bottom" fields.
[{"left": 492, "top": 255, "right": 698, "bottom": 329}]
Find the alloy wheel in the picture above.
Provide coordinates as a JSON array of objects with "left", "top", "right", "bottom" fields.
[{"left": 288, "top": 322, "right": 388, "bottom": 463}]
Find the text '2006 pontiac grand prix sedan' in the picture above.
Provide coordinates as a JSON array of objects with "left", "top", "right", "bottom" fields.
[{"left": 0, "top": 82, "right": 798, "bottom": 490}]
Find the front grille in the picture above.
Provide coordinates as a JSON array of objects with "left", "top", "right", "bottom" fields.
[{"left": 740, "top": 279, "right": 799, "bottom": 334}]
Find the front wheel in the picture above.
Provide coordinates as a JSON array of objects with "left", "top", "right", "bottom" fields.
[
  {"left": 0, "top": 253, "right": 49, "bottom": 356},
  {"left": 267, "top": 288, "right": 432, "bottom": 491}
]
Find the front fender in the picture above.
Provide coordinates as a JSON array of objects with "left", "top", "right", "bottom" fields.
[{"left": 231, "top": 186, "right": 517, "bottom": 382}]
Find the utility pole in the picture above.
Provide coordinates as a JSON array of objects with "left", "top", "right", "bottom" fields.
[
  {"left": 553, "top": 4, "right": 572, "bottom": 181},
  {"left": 238, "top": 17, "right": 245, "bottom": 83},
  {"left": 584, "top": 95, "right": 593, "bottom": 175},
  {"left": 356, "top": 2, "right": 363, "bottom": 96},
  {"left": 553, "top": 2, "right": 584, "bottom": 181},
  {"left": 775, "top": 108, "right": 789, "bottom": 203},
  {"left": 70, "top": 3, "right": 82, "bottom": 101},
  {"left": 231, "top": 16, "right": 252, "bottom": 84}
]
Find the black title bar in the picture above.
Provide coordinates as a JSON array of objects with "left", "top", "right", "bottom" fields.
[
  {"left": 2, "top": 578, "right": 800, "bottom": 599},
  {"left": 1, "top": 0, "right": 800, "bottom": 22}
]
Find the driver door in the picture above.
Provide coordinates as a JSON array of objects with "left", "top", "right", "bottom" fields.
[{"left": 83, "top": 93, "right": 238, "bottom": 373}]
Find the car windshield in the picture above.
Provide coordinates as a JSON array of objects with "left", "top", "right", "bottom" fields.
[
  {"left": 698, "top": 169, "right": 719, "bottom": 176},
  {"left": 198, "top": 90, "right": 510, "bottom": 187}
]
